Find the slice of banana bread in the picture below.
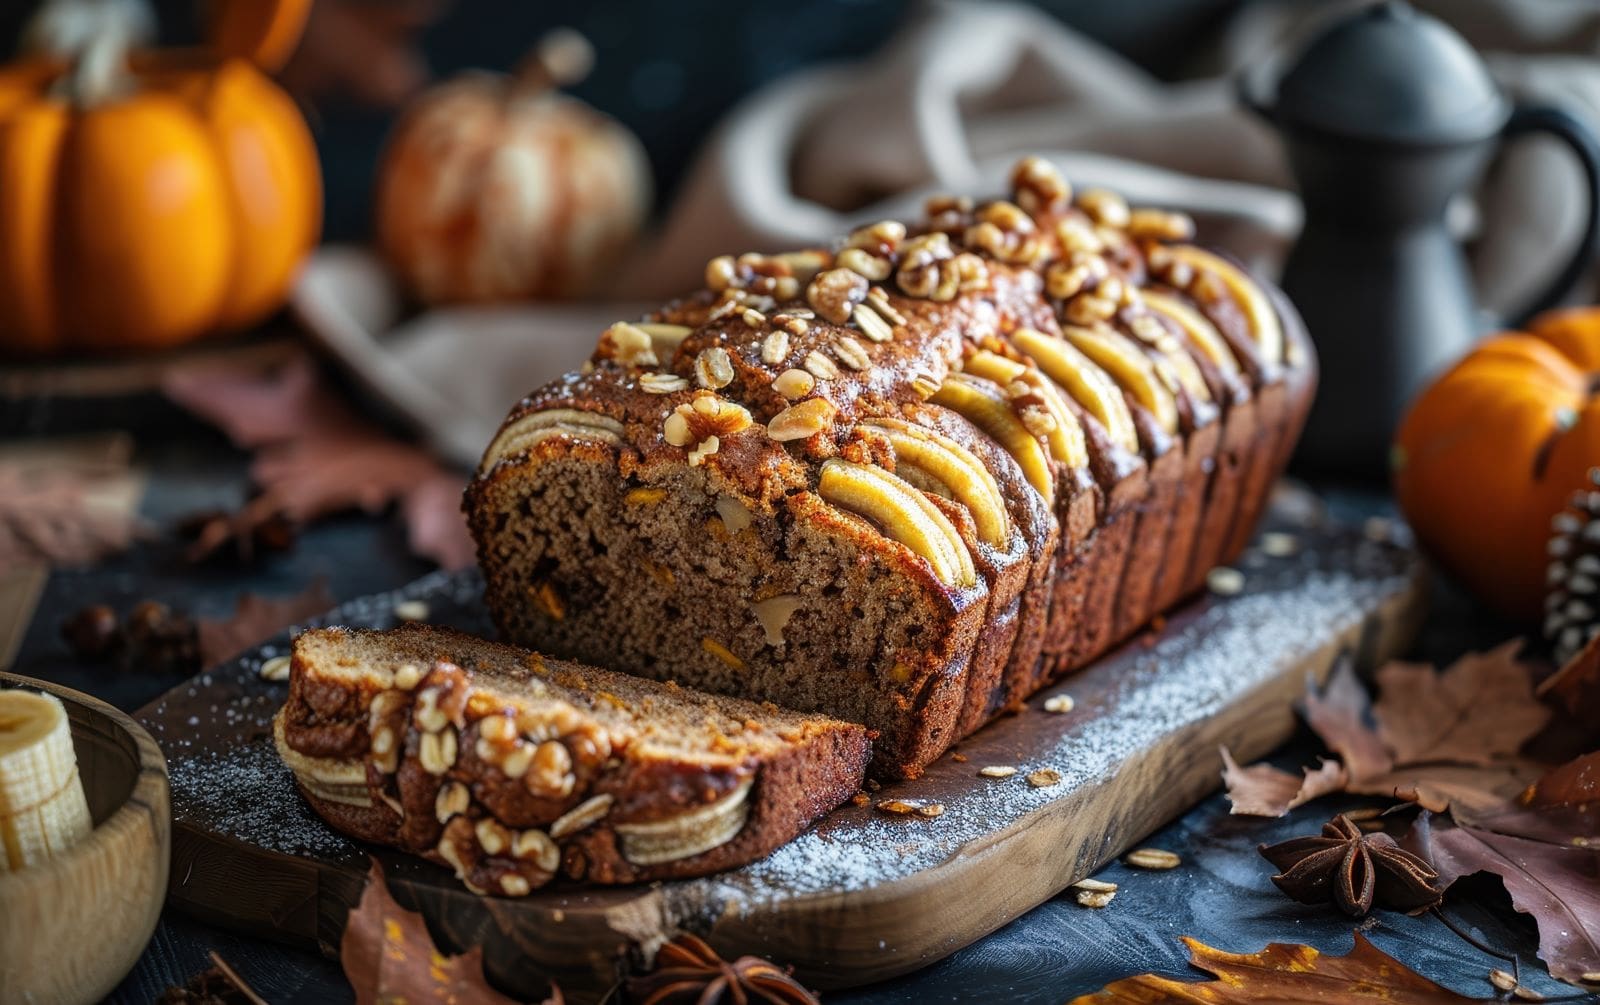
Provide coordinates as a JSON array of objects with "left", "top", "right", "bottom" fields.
[
  {"left": 466, "top": 157, "right": 1316, "bottom": 779},
  {"left": 274, "top": 625, "right": 870, "bottom": 895}
]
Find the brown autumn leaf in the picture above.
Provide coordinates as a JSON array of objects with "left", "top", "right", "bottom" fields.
[
  {"left": 1375, "top": 643, "right": 1550, "bottom": 767},
  {"left": 1538, "top": 630, "right": 1600, "bottom": 727},
  {"left": 341, "top": 860, "right": 561, "bottom": 1005},
  {"left": 1068, "top": 932, "right": 1484, "bottom": 1004},
  {"left": 1301, "top": 657, "right": 1391, "bottom": 782},
  {"left": 1223, "top": 648, "right": 1550, "bottom": 820},
  {"left": 1411, "top": 813, "right": 1600, "bottom": 988},
  {"left": 0, "top": 435, "right": 144, "bottom": 568},
  {"left": 1219, "top": 749, "right": 1346, "bottom": 817},
  {"left": 1454, "top": 750, "right": 1600, "bottom": 847},
  {"left": 163, "top": 353, "right": 475, "bottom": 570},
  {"left": 196, "top": 579, "right": 335, "bottom": 668},
  {"left": 1524, "top": 750, "right": 1600, "bottom": 808}
]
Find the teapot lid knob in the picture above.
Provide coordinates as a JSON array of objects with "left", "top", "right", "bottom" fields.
[{"left": 1264, "top": 0, "right": 1508, "bottom": 146}]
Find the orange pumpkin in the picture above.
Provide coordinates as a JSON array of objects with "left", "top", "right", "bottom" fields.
[
  {"left": 1394, "top": 307, "right": 1600, "bottom": 622},
  {"left": 376, "top": 30, "right": 650, "bottom": 305},
  {"left": 0, "top": 0, "right": 320, "bottom": 355}
]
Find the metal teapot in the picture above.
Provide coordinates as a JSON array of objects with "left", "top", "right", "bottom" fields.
[{"left": 1244, "top": 0, "right": 1600, "bottom": 476}]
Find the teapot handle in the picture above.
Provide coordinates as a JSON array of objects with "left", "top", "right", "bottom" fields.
[{"left": 1500, "top": 103, "right": 1600, "bottom": 326}]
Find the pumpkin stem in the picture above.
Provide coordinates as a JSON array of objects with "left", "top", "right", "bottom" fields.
[
  {"left": 67, "top": 26, "right": 132, "bottom": 106},
  {"left": 29, "top": 0, "right": 150, "bottom": 106},
  {"left": 511, "top": 28, "right": 594, "bottom": 99}
]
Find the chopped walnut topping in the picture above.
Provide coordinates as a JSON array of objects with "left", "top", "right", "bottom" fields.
[
  {"left": 895, "top": 232, "right": 953, "bottom": 297},
  {"left": 687, "top": 436, "right": 720, "bottom": 466},
  {"left": 598, "top": 322, "right": 659, "bottom": 368},
  {"left": 1012, "top": 156, "right": 1071, "bottom": 214},
  {"left": 1128, "top": 208, "right": 1195, "bottom": 242},
  {"left": 1064, "top": 293, "right": 1118, "bottom": 326},
  {"left": 1045, "top": 260, "right": 1093, "bottom": 300},
  {"left": 807, "top": 267, "right": 870, "bottom": 323},
  {"left": 707, "top": 250, "right": 829, "bottom": 302},
  {"left": 665, "top": 392, "right": 752, "bottom": 448},
  {"left": 1078, "top": 187, "right": 1131, "bottom": 229},
  {"left": 435, "top": 781, "right": 469, "bottom": 823},
  {"left": 804, "top": 350, "right": 839, "bottom": 381},
  {"left": 898, "top": 232, "right": 988, "bottom": 301},
  {"left": 844, "top": 219, "right": 906, "bottom": 254},
  {"left": 772, "top": 368, "right": 815, "bottom": 399},
  {"left": 695, "top": 346, "right": 736, "bottom": 389},
  {"left": 767, "top": 397, "right": 837, "bottom": 441},
  {"left": 640, "top": 372, "right": 689, "bottom": 394},
  {"left": 924, "top": 193, "right": 974, "bottom": 233},
  {"left": 965, "top": 201, "right": 1042, "bottom": 264},
  {"left": 1056, "top": 217, "right": 1104, "bottom": 255},
  {"left": 705, "top": 255, "right": 738, "bottom": 291},
  {"left": 836, "top": 247, "right": 892, "bottom": 281}
]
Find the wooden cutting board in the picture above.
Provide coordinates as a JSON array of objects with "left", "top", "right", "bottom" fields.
[{"left": 138, "top": 503, "right": 1425, "bottom": 1004}]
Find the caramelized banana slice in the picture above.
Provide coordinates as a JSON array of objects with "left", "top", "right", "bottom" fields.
[
  {"left": 931, "top": 374, "right": 1055, "bottom": 506},
  {"left": 1129, "top": 314, "right": 1211, "bottom": 404},
  {"left": 1061, "top": 325, "right": 1179, "bottom": 436},
  {"left": 1141, "top": 290, "right": 1242, "bottom": 382},
  {"left": 1010, "top": 328, "right": 1139, "bottom": 454},
  {"left": 961, "top": 351, "right": 1086, "bottom": 469},
  {"left": 1164, "top": 247, "right": 1284, "bottom": 367},
  {"left": 818, "top": 459, "right": 977, "bottom": 588},
  {"left": 481, "top": 409, "right": 627, "bottom": 472},
  {"left": 862, "top": 418, "right": 1010, "bottom": 548}
]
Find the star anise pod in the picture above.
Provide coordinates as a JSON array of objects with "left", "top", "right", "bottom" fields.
[
  {"left": 1259, "top": 813, "right": 1443, "bottom": 917},
  {"left": 625, "top": 933, "right": 819, "bottom": 1005}
]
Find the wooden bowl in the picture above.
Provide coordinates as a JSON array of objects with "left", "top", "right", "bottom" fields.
[{"left": 0, "top": 673, "right": 170, "bottom": 1005}]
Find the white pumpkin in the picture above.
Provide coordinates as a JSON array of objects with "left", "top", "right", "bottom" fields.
[{"left": 376, "top": 30, "right": 650, "bottom": 303}]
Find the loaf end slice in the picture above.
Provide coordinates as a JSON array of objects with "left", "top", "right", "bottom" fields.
[{"left": 274, "top": 624, "right": 871, "bottom": 895}]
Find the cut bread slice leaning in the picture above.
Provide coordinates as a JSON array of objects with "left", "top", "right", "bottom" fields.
[{"left": 274, "top": 624, "right": 869, "bottom": 895}]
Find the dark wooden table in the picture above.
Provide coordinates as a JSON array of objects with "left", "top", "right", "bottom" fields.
[{"left": 8, "top": 420, "right": 1564, "bottom": 1003}]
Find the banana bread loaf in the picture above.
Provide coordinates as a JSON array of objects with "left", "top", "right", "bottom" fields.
[
  {"left": 466, "top": 157, "right": 1315, "bottom": 779},
  {"left": 274, "top": 625, "right": 870, "bottom": 895}
]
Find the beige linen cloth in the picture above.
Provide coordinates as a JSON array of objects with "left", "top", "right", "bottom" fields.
[{"left": 295, "top": 0, "right": 1600, "bottom": 467}]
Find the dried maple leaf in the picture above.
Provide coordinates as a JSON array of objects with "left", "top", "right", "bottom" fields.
[
  {"left": 1219, "top": 749, "right": 1346, "bottom": 817},
  {"left": 0, "top": 436, "right": 144, "bottom": 567},
  {"left": 196, "top": 579, "right": 335, "bottom": 668},
  {"left": 163, "top": 353, "right": 475, "bottom": 570},
  {"left": 1538, "top": 631, "right": 1600, "bottom": 727},
  {"left": 341, "top": 860, "right": 561, "bottom": 1005},
  {"left": 1450, "top": 751, "right": 1600, "bottom": 848},
  {"left": 1067, "top": 932, "right": 1483, "bottom": 1003},
  {"left": 1224, "top": 648, "right": 1551, "bottom": 820},
  {"left": 1375, "top": 643, "right": 1550, "bottom": 767},
  {"left": 1301, "top": 657, "right": 1392, "bottom": 782},
  {"left": 1412, "top": 813, "right": 1600, "bottom": 988}
]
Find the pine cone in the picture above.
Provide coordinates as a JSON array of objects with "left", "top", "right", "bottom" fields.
[{"left": 1545, "top": 468, "right": 1600, "bottom": 663}]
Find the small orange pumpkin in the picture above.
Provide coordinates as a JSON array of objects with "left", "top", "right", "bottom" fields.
[
  {"left": 376, "top": 30, "right": 650, "bottom": 305},
  {"left": 1394, "top": 307, "right": 1600, "bottom": 622},
  {"left": 0, "top": 0, "right": 321, "bottom": 355}
]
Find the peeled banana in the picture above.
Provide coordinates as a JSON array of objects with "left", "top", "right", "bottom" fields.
[{"left": 0, "top": 689, "right": 92, "bottom": 872}]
